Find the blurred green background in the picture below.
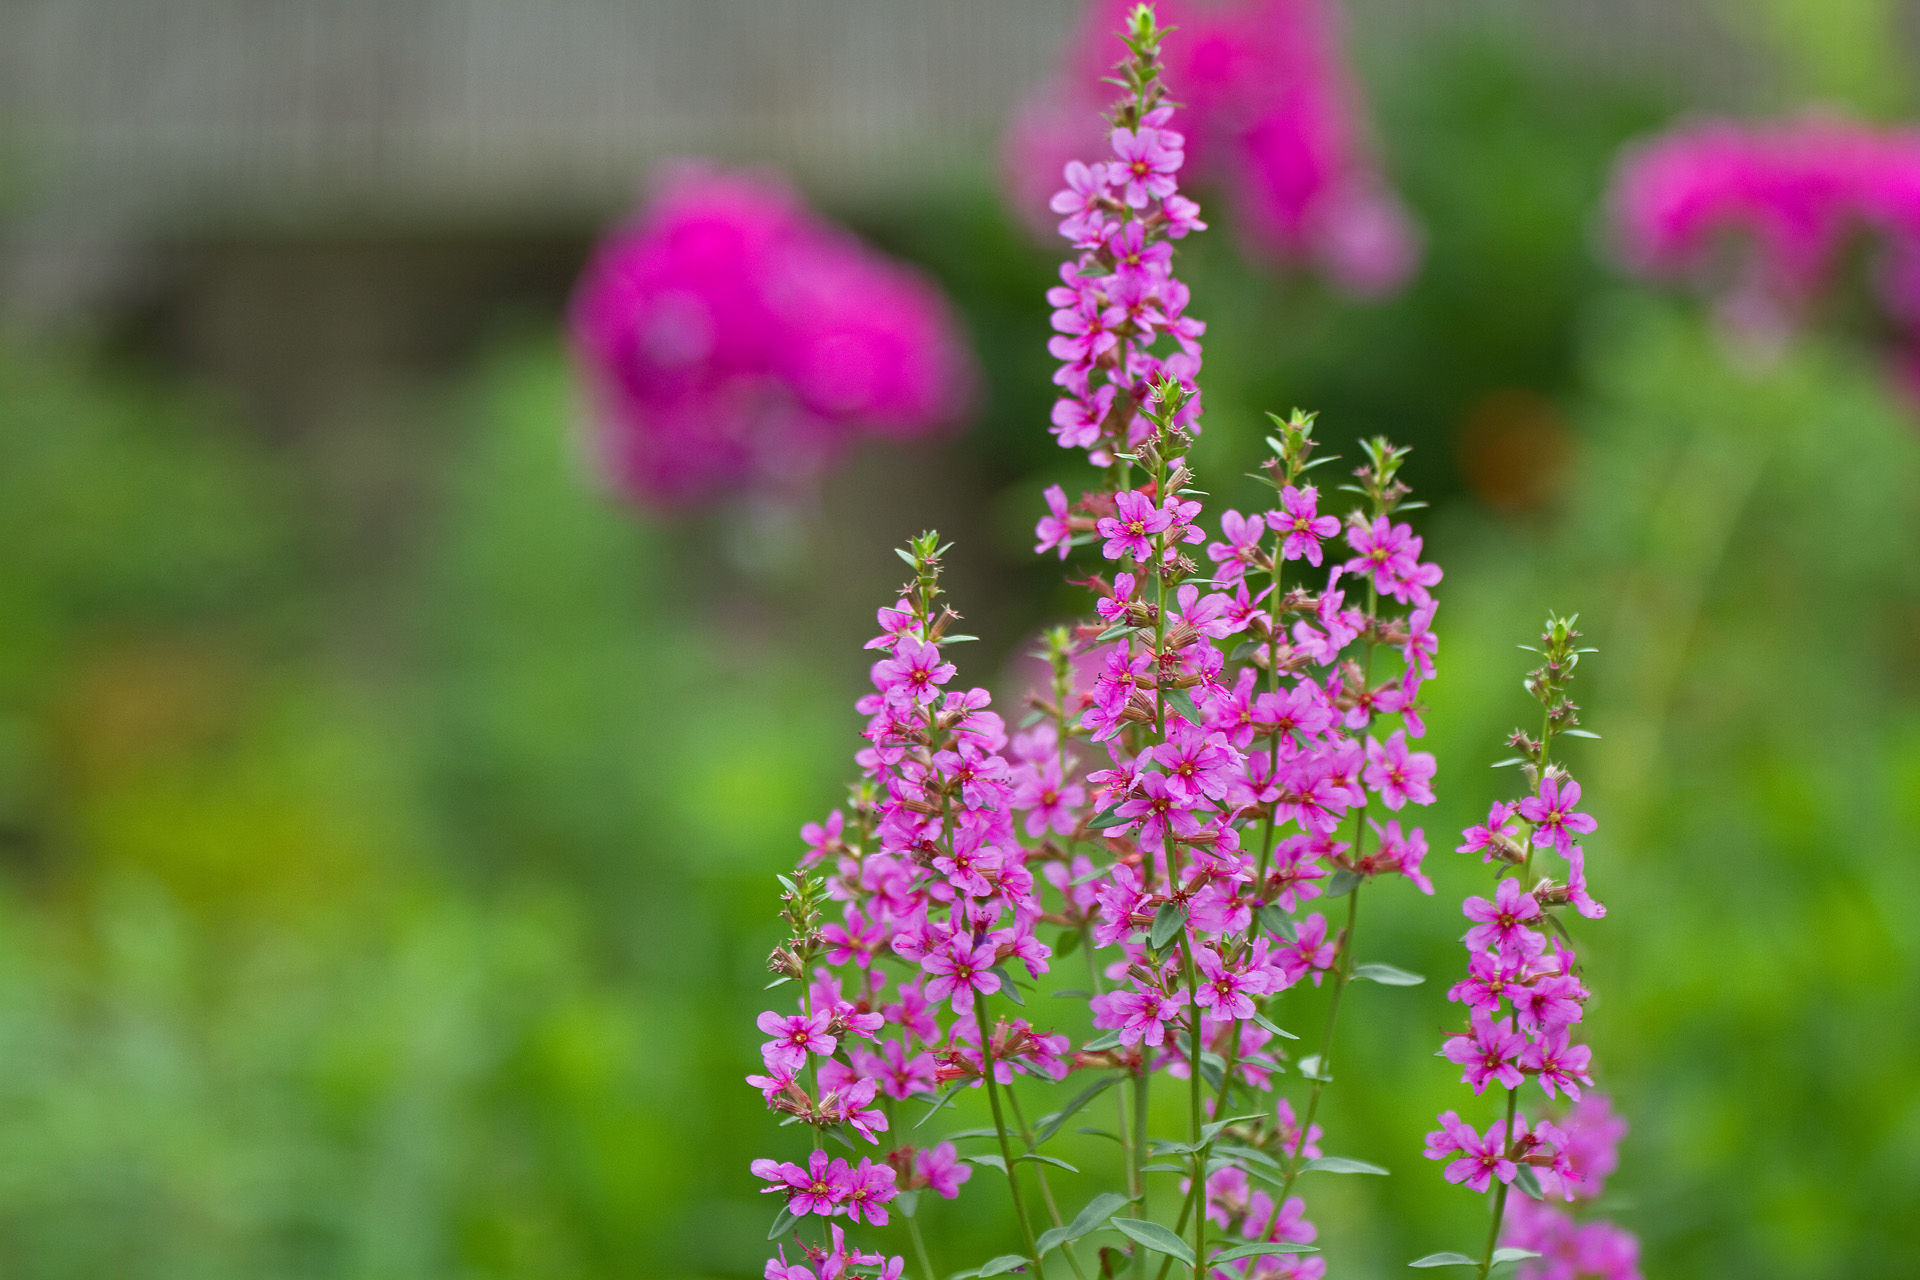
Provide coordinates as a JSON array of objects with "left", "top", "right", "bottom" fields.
[{"left": 2, "top": 1, "right": 1919, "bottom": 1277}]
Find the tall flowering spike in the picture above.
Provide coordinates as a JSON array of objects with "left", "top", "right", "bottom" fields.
[
  {"left": 1418, "top": 616, "right": 1641, "bottom": 1279},
  {"left": 750, "top": 8, "right": 1448, "bottom": 1276},
  {"left": 1005, "top": 0, "right": 1419, "bottom": 295},
  {"left": 570, "top": 165, "right": 974, "bottom": 506}
]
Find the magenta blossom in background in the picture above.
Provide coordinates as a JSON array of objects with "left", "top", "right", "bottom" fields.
[
  {"left": 1003, "top": 0, "right": 1418, "bottom": 294},
  {"left": 1610, "top": 113, "right": 1920, "bottom": 393},
  {"left": 569, "top": 165, "right": 974, "bottom": 505}
]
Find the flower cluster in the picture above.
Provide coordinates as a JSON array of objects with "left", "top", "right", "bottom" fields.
[
  {"left": 1418, "top": 617, "right": 1640, "bottom": 1278},
  {"left": 750, "top": 11, "right": 1451, "bottom": 1277},
  {"left": 1610, "top": 114, "right": 1920, "bottom": 386},
  {"left": 1005, "top": 0, "right": 1418, "bottom": 295},
  {"left": 1503, "top": 1096, "right": 1641, "bottom": 1280},
  {"left": 569, "top": 165, "right": 973, "bottom": 505}
]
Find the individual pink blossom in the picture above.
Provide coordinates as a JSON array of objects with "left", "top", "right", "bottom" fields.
[
  {"left": 1522, "top": 1028, "right": 1596, "bottom": 1101},
  {"left": 914, "top": 1142, "right": 973, "bottom": 1199},
  {"left": 1267, "top": 485, "right": 1340, "bottom": 565},
  {"left": 753, "top": 1149, "right": 852, "bottom": 1216},
  {"left": 1462, "top": 876, "right": 1542, "bottom": 952},
  {"left": 1098, "top": 488, "right": 1177, "bottom": 561},
  {"left": 1442, "top": 1010, "right": 1526, "bottom": 1093},
  {"left": 1456, "top": 800, "right": 1519, "bottom": 861},
  {"left": 921, "top": 938, "right": 1003, "bottom": 1013},
  {"left": 1091, "top": 983, "right": 1191, "bottom": 1047},
  {"left": 1424, "top": 1112, "right": 1517, "bottom": 1193},
  {"left": 1035, "top": 484, "right": 1076, "bottom": 558},
  {"left": 757, "top": 1010, "right": 836, "bottom": 1074},
  {"left": 1519, "top": 774, "right": 1597, "bottom": 857},
  {"left": 1362, "top": 729, "right": 1436, "bottom": 809}
]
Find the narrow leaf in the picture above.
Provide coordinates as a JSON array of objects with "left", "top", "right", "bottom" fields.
[
  {"left": 1212, "top": 1242, "right": 1319, "bottom": 1262},
  {"left": 1111, "top": 1218, "right": 1196, "bottom": 1267},
  {"left": 1063, "top": 1191, "right": 1136, "bottom": 1242},
  {"left": 1035, "top": 1227, "right": 1072, "bottom": 1259},
  {"left": 1512, "top": 1166, "right": 1546, "bottom": 1201},
  {"left": 1408, "top": 1253, "right": 1477, "bottom": 1268},
  {"left": 1083, "top": 1030, "right": 1124, "bottom": 1052},
  {"left": 1139, "top": 1162, "right": 1188, "bottom": 1173},
  {"left": 1299, "top": 1156, "right": 1388, "bottom": 1175},
  {"left": 1032, "top": 1075, "right": 1121, "bottom": 1146},
  {"left": 1213, "top": 1144, "right": 1283, "bottom": 1171},
  {"left": 1324, "top": 869, "right": 1361, "bottom": 898},
  {"left": 1075, "top": 1127, "right": 1123, "bottom": 1144},
  {"left": 963, "top": 1154, "right": 1009, "bottom": 1174},
  {"left": 1352, "top": 963, "right": 1425, "bottom": 986},
  {"left": 1016, "top": 1154, "right": 1080, "bottom": 1173},
  {"left": 989, "top": 966, "right": 1026, "bottom": 1007},
  {"left": 893, "top": 1189, "right": 921, "bottom": 1219},
  {"left": 1491, "top": 1248, "right": 1544, "bottom": 1264},
  {"left": 976, "top": 1255, "right": 1029, "bottom": 1277},
  {"left": 1097, "top": 622, "right": 1138, "bottom": 643},
  {"left": 1087, "top": 807, "right": 1133, "bottom": 830},
  {"left": 943, "top": 1128, "right": 1005, "bottom": 1141},
  {"left": 1250, "top": 1010, "right": 1299, "bottom": 1040},
  {"left": 1201, "top": 1113, "right": 1266, "bottom": 1145},
  {"left": 1055, "top": 929, "right": 1083, "bottom": 958},
  {"left": 1164, "top": 686, "right": 1203, "bottom": 726},
  {"left": 768, "top": 1205, "right": 800, "bottom": 1241},
  {"left": 1149, "top": 902, "right": 1188, "bottom": 950},
  {"left": 1255, "top": 904, "right": 1297, "bottom": 942},
  {"left": 1296, "top": 1055, "right": 1332, "bottom": 1082},
  {"left": 1052, "top": 988, "right": 1092, "bottom": 1000},
  {"left": 914, "top": 1086, "right": 963, "bottom": 1128},
  {"left": 1561, "top": 729, "right": 1601, "bottom": 740},
  {"left": 764, "top": 976, "right": 793, "bottom": 989}
]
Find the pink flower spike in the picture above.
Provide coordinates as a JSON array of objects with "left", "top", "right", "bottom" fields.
[
  {"left": 1362, "top": 729, "right": 1437, "bottom": 809},
  {"left": 1035, "top": 484, "right": 1074, "bottom": 559}
]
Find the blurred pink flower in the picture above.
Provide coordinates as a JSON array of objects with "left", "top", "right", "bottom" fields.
[
  {"left": 1611, "top": 114, "right": 1920, "bottom": 388},
  {"left": 1002, "top": 0, "right": 1418, "bottom": 295},
  {"left": 569, "top": 165, "right": 973, "bottom": 505}
]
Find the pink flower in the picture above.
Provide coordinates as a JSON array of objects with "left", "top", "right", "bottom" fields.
[
  {"left": 1462, "top": 876, "right": 1542, "bottom": 952},
  {"left": 753, "top": 1149, "right": 852, "bottom": 1216},
  {"left": 1091, "top": 982, "right": 1192, "bottom": 1047},
  {"left": 1362, "top": 729, "right": 1436, "bottom": 809},
  {"left": 841, "top": 1158, "right": 899, "bottom": 1224},
  {"left": 916, "top": 1141, "right": 973, "bottom": 1199},
  {"left": 1035, "top": 484, "right": 1075, "bottom": 558},
  {"left": 757, "top": 1009, "right": 836, "bottom": 1074},
  {"left": 1424, "top": 1112, "right": 1517, "bottom": 1193},
  {"left": 1442, "top": 1010, "right": 1526, "bottom": 1093},
  {"left": 1193, "top": 944, "right": 1262, "bottom": 1020},
  {"left": 569, "top": 166, "right": 972, "bottom": 505},
  {"left": 1098, "top": 488, "right": 1177, "bottom": 561},
  {"left": 1456, "top": 800, "right": 1519, "bottom": 861},
  {"left": 1207, "top": 509, "right": 1269, "bottom": 584},
  {"left": 1518, "top": 774, "right": 1597, "bottom": 857},
  {"left": 1522, "top": 1027, "right": 1595, "bottom": 1101},
  {"left": 1110, "top": 125, "right": 1184, "bottom": 207},
  {"left": 872, "top": 635, "right": 957, "bottom": 708},
  {"left": 921, "top": 938, "right": 1003, "bottom": 1014},
  {"left": 1266, "top": 485, "right": 1340, "bottom": 565}
]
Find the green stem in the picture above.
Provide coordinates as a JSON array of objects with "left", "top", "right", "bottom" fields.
[
  {"left": 908, "top": 1214, "right": 938, "bottom": 1280},
  {"left": 975, "top": 992, "right": 1043, "bottom": 1272},
  {"left": 1477, "top": 1089, "right": 1522, "bottom": 1279},
  {"left": 1275, "top": 880, "right": 1362, "bottom": 1206},
  {"left": 1008, "top": 1088, "right": 1091, "bottom": 1280}
]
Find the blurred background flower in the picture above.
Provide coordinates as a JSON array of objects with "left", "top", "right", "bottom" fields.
[{"left": 0, "top": 1, "right": 1917, "bottom": 1278}]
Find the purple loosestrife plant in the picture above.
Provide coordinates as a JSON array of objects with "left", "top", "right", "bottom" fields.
[
  {"left": 1413, "top": 618, "right": 1641, "bottom": 1280},
  {"left": 744, "top": 8, "right": 1544, "bottom": 1279}
]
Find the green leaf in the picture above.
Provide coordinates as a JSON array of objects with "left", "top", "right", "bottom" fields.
[
  {"left": 1056, "top": 929, "right": 1083, "bottom": 958},
  {"left": 1299, "top": 1156, "right": 1388, "bottom": 1175},
  {"left": 1250, "top": 1009, "right": 1298, "bottom": 1040},
  {"left": 1112, "top": 1218, "right": 1196, "bottom": 1267},
  {"left": 1255, "top": 904, "right": 1297, "bottom": 942},
  {"left": 1201, "top": 1114, "right": 1266, "bottom": 1145},
  {"left": 1075, "top": 1127, "right": 1123, "bottom": 1144},
  {"left": 1512, "top": 1166, "right": 1546, "bottom": 1201},
  {"left": 1087, "top": 807, "right": 1133, "bottom": 830},
  {"left": 915, "top": 1086, "right": 963, "bottom": 1128},
  {"left": 1016, "top": 1154, "right": 1080, "bottom": 1173},
  {"left": 944, "top": 1128, "right": 1005, "bottom": 1140},
  {"left": 1213, "top": 1144, "right": 1283, "bottom": 1172},
  {"left": 975, "top": 1254, "right": 1031, "bottom": 1277},
  {"left": 1139, "top": 1162, "right": 1188, "bottom": 1173},
  {"left": 1070, "top": 863, "right": 1112, "bottom": 884},
  {"left": 1052, "top": 988, "right": 1092, "bottom": 1000},
  {"left": 942, "top": 634, "right": 980, "bottom": 644},
  {"left": 1096, "top": 622, "right": 1138, "bottom": 643},
  {"left": 1148, "top": 1138, "right": 1204, "bottom": 1156},
  {"left": 1230, "top": 639, "right": 1264, "bottom": 662},
  {"left": 826, "top": 1125, "right": 855, "bottom": 1150},
  {"left": 1490, "top": 757, "right": 1527, "bottom": 768},
  {"left": 1149, "top": 902, "right": 1188, "bottom": 950},
  {"left": 1560, "top": 729, "right": 1601, "bottom": 740},
  {"left": 1083, "top": 1030, "right": 1123, "bottom": 1052},
  {"left": 1324, "top": 869, "right": 1361, "bottom": 898},
  {"left": 963, "top": 1154, "right": 1009, "bottom": 1175},
  {"left": 768, "top": 1204, "right": 800, "bottom": 1240},
  {"left": 1491, "top": 1248, "right": 1543, "bottom": 1264},
  {"left": 1164, "top": 686, "right": 1203, "bottom": 725},
  {"left": 1408, "top": 1253, "right": 1477, "bottom": 1268},
  {"left": 764, "top": 976, "right": 793, "bottom": 989},
  {"left": 1039, "top": 1191, "right": 1137, "bottom": 1256},
  {"left": 1032, "top": 1075, "right": 1121, "bottom": 1146},
  {"left": 1352, "top": 963, "right": 1425, "bottom": 986},
  {"left": 1296, "top": 1055, "right": 1332, "bottom": 1082},
  {"left": 894, "top": 1188, "right": 921, "bottom": 1219},
  {"left": 1212, "top": 1242, "right": 1320, "bottom": 1262},
  {"left": 989, "top": 966, "right": 1026, "bottom": 1007}
]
